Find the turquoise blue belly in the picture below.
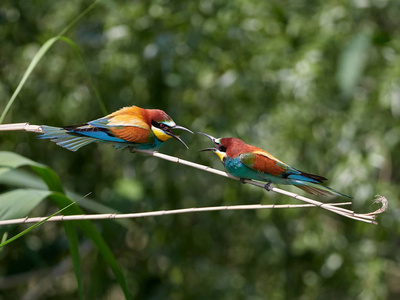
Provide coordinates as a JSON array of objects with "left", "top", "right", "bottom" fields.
[
  {"left": 223, "top": 157, "right": 289, "bottom": 184},
  {"left": 76, "top": 130, "right": 163, "bottom": 150}
]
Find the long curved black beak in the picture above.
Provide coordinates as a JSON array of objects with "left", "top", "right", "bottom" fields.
[
  {"left": 198, "top": 132, "right": 218, "bottom": 152},
  {"left": 167, "top": 125, "right": 193, "bottom": 149},
  {"left": 198, "top": 132, "right": 217, "bottom": 142},
  {"left": 198, "top": 147, "right": 216, "bottom": 152},
  {"left": 173, "top": 125, "right": 194, "bottom": 134}
]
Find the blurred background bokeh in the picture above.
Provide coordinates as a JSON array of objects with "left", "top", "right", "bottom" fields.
[{"left": 1, "top": 0, "right": 399, "bottom": 299}]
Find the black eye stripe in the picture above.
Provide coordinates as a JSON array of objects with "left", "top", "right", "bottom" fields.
[
  {"left": 151, "top": 120, "right": 170, "bottom": 130},
  {"left": 217, "top": 144, "right": 227, "bottom": 152}
]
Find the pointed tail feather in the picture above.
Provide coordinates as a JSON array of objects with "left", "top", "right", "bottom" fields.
[
  {"left": 288, "top": 169, "right": 327, "bottom": 184},
  {"left": 292, "top": 180, "right": 352, "bottom": 198},
  {"left": 294, "top": 169, "right": 328, "bottom": 183},
  {"left": 39, "top": 126, "right": 97, "bottom": 152}
]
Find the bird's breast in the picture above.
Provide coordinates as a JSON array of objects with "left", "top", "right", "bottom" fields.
[
  {"left": 223, "top": 157, "right": 257, "bottom": 179},
  {"left": 224, "top": 157, "right": 289, "bottom": 184}
]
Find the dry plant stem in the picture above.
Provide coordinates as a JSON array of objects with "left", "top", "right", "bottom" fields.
[
  {"left": 0, "top": 123, "right": 43, "bottom": 133},
  {"left": 0, "top": 202, "right": 352, "bottom": 226},
  {"left": 0, "top": 123, "right": 388, "bottom": 224}
]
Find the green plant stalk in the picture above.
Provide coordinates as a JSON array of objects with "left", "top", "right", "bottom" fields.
[
  {"left": 0, "top": 151, "right": 131, "bottom": 299},
  {"left": 0, "top": 0, "right": 101, "bottom": 124},
  {"left": 0, "top": 194, "right": 77, "bottom": 248}
]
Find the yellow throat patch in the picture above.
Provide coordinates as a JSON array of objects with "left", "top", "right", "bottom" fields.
[
  {"left": 152, "top": 126, "right": 172, "bottom": 142},
  {"left": 214, "top": 150, "right": 227, "bottom": 162}
]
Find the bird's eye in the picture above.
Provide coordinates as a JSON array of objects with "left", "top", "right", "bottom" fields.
[{"left": 217, "top": 144, "right": 227, "bottom": 152}]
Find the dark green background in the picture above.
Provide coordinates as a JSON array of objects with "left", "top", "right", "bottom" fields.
[{"left": 1, "top": 0, "right": 399, "bottom": 299}]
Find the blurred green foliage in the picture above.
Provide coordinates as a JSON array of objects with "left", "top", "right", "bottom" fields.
[{"left": 1, "top": 0, "right": 399, "bottom": 299}]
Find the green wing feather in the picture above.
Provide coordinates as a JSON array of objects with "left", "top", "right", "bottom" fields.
[{"left": 239, "top": 151, "right": 291, "bottom": 176}]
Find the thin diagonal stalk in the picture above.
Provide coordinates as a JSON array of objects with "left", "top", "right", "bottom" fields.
[{"left": 0, "top": 0, "right": 100, "bottom": 124}]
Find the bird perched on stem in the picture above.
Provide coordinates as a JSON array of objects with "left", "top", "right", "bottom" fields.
[
  {"left": 199, "top": 133, "right": 351, "bottom": 198},
  {"left": 39, "top": 106, "right": 193, "bottom": 151}
]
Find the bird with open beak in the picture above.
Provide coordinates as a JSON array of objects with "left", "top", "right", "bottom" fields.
[
  {"left": 39, "top": 105, "right": 193, "bottom": 151},
  {"left": 199, "top": 132, "right": 351, "bottom": 198}
]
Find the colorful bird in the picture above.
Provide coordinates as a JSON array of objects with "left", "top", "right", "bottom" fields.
[
  {"left": 39, "top": 106, "right": 193, "bottom": 151},
  {"left": 199, "top": 133, "right": 351, "bottom": 198}
]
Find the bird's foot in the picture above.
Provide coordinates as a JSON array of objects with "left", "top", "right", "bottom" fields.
[
  {"left": 128, "top": 147, "right": 136, "bottom": 154},
  {"left": 264, "top": 181, "right": 273, "bottom": 192},
  {"left": 239, "top": 178, "right": 246, "bottom": 184}
]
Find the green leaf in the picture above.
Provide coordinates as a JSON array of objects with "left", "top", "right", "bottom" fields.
[
  {"left": 0, "top": 168, "right": 134, "bottom": 228},
  {"left": 0, "top": 0, "right": 130, "bottom": 297},
  {"left": 64, "top": 222, "right": 84, "bottom": 300},
  {"left": 0, "top": 169, "right": 47, "bottom": 190},
  {"left": 0, "top": 189, "right": 52, "bottom": 223},
  {"left": 48, "top": 193, "right": 132, "bottom": 300},
  {"left": 0, "top": 151, "right": 46, "bottom": 169},
  {"left": 0, "top": 37, "right": 59, "bottom": 124},
  {"left": 0, "top": 193, "right": 76, "bottom": 248},
  {"left": 0, "top": 151, "right": 64, "bottom": 192},
  {"left": 0, "top": 151, "right": 131, "bottom": 299},
  {"left": 59, "top": 36, "right": 108, "bottom": 115},
  {"left": 0, "top": 0, "right": 101, "bottom": 124},
  {"left": 337, "top": 31, "right": 372, "bottom": 97}
]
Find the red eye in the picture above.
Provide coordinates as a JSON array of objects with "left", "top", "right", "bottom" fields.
[{"left": 160, "top": 124, "right": 166, "bottom": 129}]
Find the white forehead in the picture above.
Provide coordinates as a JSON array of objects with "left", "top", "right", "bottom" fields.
[{"left": 160, "top": 120, "right": 176, "bottom": 127}]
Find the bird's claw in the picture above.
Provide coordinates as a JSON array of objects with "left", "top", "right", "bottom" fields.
[
  {"left": 264, "top": 181, "right": 273, "bottom": 192},
  {"left": 239, "top": 178, "right": 246, "bottom": 184},
  {"left": 128, "top": 147, "right": 136, "bottom": 154}
]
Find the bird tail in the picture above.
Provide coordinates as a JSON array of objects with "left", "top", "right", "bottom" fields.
[
  {"left": 292, "top": 180, "right": 352, "bottom": 198},
  {"left": 38, "top": 125, "right": 97, "bottom": 152}
]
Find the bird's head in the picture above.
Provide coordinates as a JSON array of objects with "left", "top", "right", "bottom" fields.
[
  {"left": 198, "top": 132, "right": 231, "bottom": 162},
  {"left": 199, "top": 133, "right": 248, "bottom": 161},
  {"left": 148, "top": 109, "right": 193, "bottom": 148}
]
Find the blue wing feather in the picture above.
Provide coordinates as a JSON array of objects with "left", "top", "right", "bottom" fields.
[
  {"left": 285, "top": 173, "right": 321, "bottom": 184},
  {"left": 73, "top": 130, "right": 126, "bottom": 143},
  {"left": 88, "top": 118, "right": 115, "bottom": 129},
  {"left": 39, "top": 125, "right": 128, "bottom": 151}
]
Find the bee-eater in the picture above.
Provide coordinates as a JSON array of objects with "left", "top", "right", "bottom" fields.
[
  {"left": 39, "top": 106, "right": 193, "bottom": 151},
  {"left": 199, "top": 133, "right": 351, "bottom": 198}
]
